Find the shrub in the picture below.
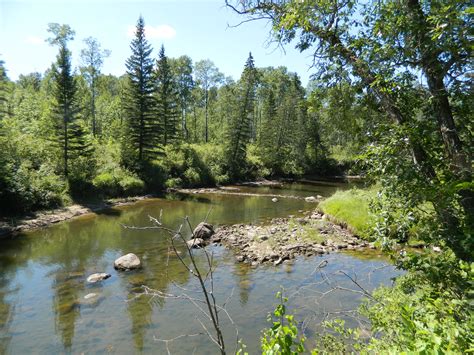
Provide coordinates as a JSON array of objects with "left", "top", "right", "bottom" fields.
[
  {"left": 92, "top": 172, "right": 120, "bottom": 196},
  {"left": 119, "top": 174, "right": 145, "bottom": 195},
  {"left": 92, "top": 170, "right": 145, "bottom": 197}
]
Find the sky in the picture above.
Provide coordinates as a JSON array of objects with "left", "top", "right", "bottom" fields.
[{"left": 0, "top": 0, "right": 316, "bottom": 86}]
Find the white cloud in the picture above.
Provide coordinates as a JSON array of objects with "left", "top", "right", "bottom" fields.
[
  {"left": 25, "top": 36, "right": 44, "bottom": 45},
  {"left": 127, "top": 24, "right": 176, "bottom": 40}
]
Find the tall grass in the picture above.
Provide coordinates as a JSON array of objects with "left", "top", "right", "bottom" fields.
[{"left": 319, "top": 187, "right": 377, "bottom": 239}]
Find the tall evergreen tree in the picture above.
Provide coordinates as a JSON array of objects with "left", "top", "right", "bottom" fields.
[
  {"left": 47, "top": 23, "right": 90, "bottom": 177},
  {"left": 155, "top": 45, "right": 180, "bottom": 146},
  {"left": 226, "top": 53, "right": 258, "bottom": 177},
  {"left": 124, "top": 16, "right": 158, "bottom": 163}
]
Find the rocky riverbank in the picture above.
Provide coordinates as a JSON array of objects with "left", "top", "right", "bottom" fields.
[{"left": 207, "top": 210, "right": 374, "bottom": 266}]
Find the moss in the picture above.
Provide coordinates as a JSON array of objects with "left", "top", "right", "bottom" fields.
[
  {"left": 319, "top": 187, "right": 377, "bottom": 239},
  {"left": 300, "top": 227, "right": 325, "bottom": 244}
]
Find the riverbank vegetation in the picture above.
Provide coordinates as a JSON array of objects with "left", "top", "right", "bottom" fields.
[
  {"left": 0, "top": 17, "right": 335, "bottom": 216},
  {"left": 224, "top": 0, "right": 473, "bottom": 353},
  {"left": 1, "top": 0, "right": 472, "bottom": 352}
]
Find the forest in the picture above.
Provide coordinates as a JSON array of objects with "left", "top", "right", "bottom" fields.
[
  {"left": 0, "top": 17, "right": 334, "bottom": 215},
  {"left": 0, "top": 0, "right": 472, "bottom": 353}
]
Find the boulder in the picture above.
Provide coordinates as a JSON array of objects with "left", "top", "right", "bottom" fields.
[
  {"left": 186, "top": 238, "right": 204, "bottom": 249},
  {"left": 305, "top": 196, "right": 317, "bottom": 203},
  {"left": 114, "top": 253, "right": 141, "bottom": 270},
  {"left": 86, "top": 273, "right": 111, "bottom": 283},
  {"left": 271, "top": 198, "right": 278, "bottom": 202},
  {"left": 193, "top": 222, "right": 214, "bottom": 240}
]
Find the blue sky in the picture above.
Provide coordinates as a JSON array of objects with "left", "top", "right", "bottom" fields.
[{"left": 0, "top": 0, "right": 315, "bottom": 85}]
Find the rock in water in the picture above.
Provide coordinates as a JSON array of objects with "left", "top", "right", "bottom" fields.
[
  {"left": 305, "top": 196, "right": 317, "bottom": 203},
  {"left": 86, "top": 273, "right": 111, "bottom": 283},
  {"left": 193, "top": 222, "right": 214, "bottom": 240},
  {"left": 187, "top": 238, "right": 204, "bottom": 249},
  {"left": 114, "top": 253, "right": 141, "bottom": 270},
  {"left": 271, "top": 198, "right": 278, "bottom": 202},
  {"left": 84, "top": 293, "right": 97, "bottom": 299}
]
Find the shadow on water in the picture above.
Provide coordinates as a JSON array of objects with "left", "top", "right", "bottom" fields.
[
  {"left": 0, "top": 182, "right": 402, "bottom": 354},
  {"left": 93, "top": 207, "right": 122, "bottom": 217}
]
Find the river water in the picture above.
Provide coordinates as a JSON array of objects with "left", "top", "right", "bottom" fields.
[{"left": 0, "top": 182, "right": 401, "bottom": 354}]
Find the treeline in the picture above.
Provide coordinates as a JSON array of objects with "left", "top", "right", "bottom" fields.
[{"left": 0, "top": 16, "right": 353, "bottom": 215}]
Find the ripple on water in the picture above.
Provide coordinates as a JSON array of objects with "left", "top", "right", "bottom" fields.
[{"left": 0, "top": 183, "right": 400, "bottom": 354}]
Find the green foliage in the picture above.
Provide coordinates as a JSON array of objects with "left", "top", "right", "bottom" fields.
[
  {"left": 160, "top": 144, "right": 217, "bottom": 188},
  {"left": 155, "top": 45, "right": 180, "bottom": 145},
  {"left": 360, "top": 252, "right": 473, "bottom": 353},
  {"left": 123, "top": 15, "right": 160, "bottom": 162},
  {"left": 92, "top": 140, "right": 144, "bottom": 197},
  {"left": 261, "top": 290, "right": 306, "bottom": 355},
  {"left": 226, "top": 53, "right": 258, "bottom": 179},
  {"left": 256, "top": 67, "right": 317, "bottom": 177},
  {"left": 92, "top": 171, "right": 144, "bottom": 197},
  {"left": 0, "top": 160, "right": 68, "bottom": 214},
  {"left": 319, "top": 188, "right": 376, "bottom": 239},
  {"left": 48, "top": 23, "right": 91, "bottom": 177}
]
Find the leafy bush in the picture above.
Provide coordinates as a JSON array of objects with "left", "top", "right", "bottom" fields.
[
  {"left": 161, "top": 144, "right": 219, "bottom": 188},
  {"left": 0, "top": 160, "right": 67, "bottom": 214},
  {"left": 92, "top": 172, "right": 119, "bottom": 196},
  {"left": 360, "top": 252, "right": 473, "bottom": 353},
  {"left": 119, "top": 174, "right": 144, "bottom": 195},
  {"left": 92, "top": 140, "right": 145, "bottom": 197},
  {"left": 261, "top": 290, "right": 306, "bottom": 354},
  {"left": 92, "top": 170, "right": 144, "bottom": 197}
]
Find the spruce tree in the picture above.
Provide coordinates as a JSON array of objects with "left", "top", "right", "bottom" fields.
[
  {"left": 124, "top": 16, "right": 158, "bottom": 163},
  {"left": 155, "top": 45, "right": 180, "bottom": 146},
  {"left": 47, "top": 23, "right": 90, "bottom": 177},
  {"left": 226, "top": 52, "right": 258, "bottom": 177}
]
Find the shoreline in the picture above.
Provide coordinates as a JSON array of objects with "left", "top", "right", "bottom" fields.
[
  {"left": 0, "top": 195, "right": 154, "bottom": 237},
  {"left": 0, "top": 177, "right": 348, "bottom": 237}
]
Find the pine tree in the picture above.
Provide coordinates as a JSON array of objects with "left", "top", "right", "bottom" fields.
[
  {"left": 47, "top": 23, "right": 90, "bottom": 177},
  {"left": 226, "top": 52, "right": 258, "bottom": 177},
  {"left": 155, "top": 45, "right": 180, "bottom": 146},
  {"left": 124, "top": 16, "right": 158, "bottom": 163}
]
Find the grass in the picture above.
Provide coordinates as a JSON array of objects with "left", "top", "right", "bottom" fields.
[{"left": 319, "top": 187, "right": 377, "bottom": 239}]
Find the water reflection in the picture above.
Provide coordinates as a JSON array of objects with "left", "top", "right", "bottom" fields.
[{"left": 0, "top": 182, "right": 401, "bottom": 354}]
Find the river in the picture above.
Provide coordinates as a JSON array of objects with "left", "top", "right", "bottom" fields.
[{"left": 0, "top": 181, "right": 401, "bottom": 354}]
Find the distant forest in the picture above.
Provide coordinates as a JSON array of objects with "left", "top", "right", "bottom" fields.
[{"left": 0, "top": 16, "right": 371, "bottom": 214}]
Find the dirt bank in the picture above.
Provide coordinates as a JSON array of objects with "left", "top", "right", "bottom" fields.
[{"left": 0, "top": 195, "right": 153, "bottom": 237}]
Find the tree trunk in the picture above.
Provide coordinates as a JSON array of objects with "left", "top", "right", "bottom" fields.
[
  {"left": 406, "top": 0, "right": 471, "bottom": 178},
  {"left": 205, "top": 90, "right": 209, "bottom": 143}
]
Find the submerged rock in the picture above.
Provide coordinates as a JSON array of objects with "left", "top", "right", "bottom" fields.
[
  {"left": 193, "top": 222, "right": 214, "bottom": 240},
  {"left": 271, "top": 198, "right": 278, "bottom": 202},
  {"left": 114, "top": 253, "right": 141, "bottom": 270},
  {"left": 186, "top": 238, "right": 204, "bottom": 249},
  {"left": 84, "top": 293, "right": 98, "bottom": 299},
  {"left": 86, "top": 273, "right": 111, "bottom": 283},
  {"left": 305, "top": 196, "right": 318, "bottom": 203}
]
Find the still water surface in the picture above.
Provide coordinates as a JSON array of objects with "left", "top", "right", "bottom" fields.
[{"left": 0, "top": 182, "right": 401, "bottom": 354}]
